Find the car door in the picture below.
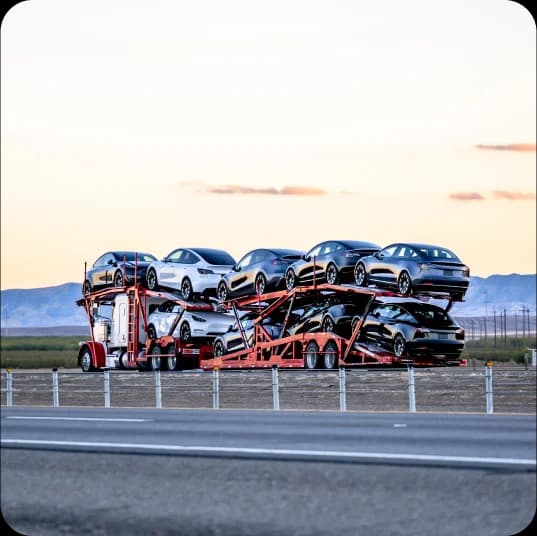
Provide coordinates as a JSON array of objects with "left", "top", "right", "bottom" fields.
[
  {"left": 367, "top": 245, "right": 399, "bottom": 287},
  {"left": 227, "top": 252, "right": 254, "bottom": 295},
  {"left": 361, "top": 304, "right": 393, "bottom": 343},
  {"left": 158, "top": 249, "right": 186, "bottom": 290},
  {"left": 162, "top": 303, "right": 184, "bottom": 336},
  {"left": 91, "top": 253, "right": 116, "bottom": 288},
  {"left": 296, "top": 244, "right": 323, "bottom": 284}
]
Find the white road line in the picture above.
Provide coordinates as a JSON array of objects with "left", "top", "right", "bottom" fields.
[
  {"left": 6, "top": 417, "right": 148, "bottom": 422},
  {"left": 1, "top": 439, "right": 535, "bottom": 466}
]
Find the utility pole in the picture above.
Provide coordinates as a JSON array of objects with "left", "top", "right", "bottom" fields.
[
  {"left": 493, "top": 308, "right": 497, "bottom": 347},
  {"left": 484, "top": 290, "right": 488, "bottom": 342}
]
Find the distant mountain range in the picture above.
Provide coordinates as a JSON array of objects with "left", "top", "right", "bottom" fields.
[{"left": 0, "top": 275, "right": 535, "bottom": 332}]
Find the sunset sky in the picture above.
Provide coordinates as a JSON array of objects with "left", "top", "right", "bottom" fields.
[{"left": 1, "top": 0, "right": 535, "bottom": 290}]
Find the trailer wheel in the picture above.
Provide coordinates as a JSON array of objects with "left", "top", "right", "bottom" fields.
[
  {"left": 325, "top": 263, "right": 339, "bottom": 285},
  {"left": 393, "top": 334, "right": 407, "bottom": 357},
  {"left": 397, "top": 271, "right": 412, "bottom": 296},
  {"left": 118, "top": 351, "right": 129, "bottom": 369},
  {"left": 354, "top": 262, "right": 367, "bottom": 287},
  {"left": 146, "top": 269, "right": 158, "bottom": 290},
  {"left": 323, "top": 341, "right": 339, "bottom": 369},
  {"left": 80, "top": 348, "right": 95, "bottom": 373},
  {"left": 166, "top": 344, "right": 179, "bottom": 371},
  {"left": 149, "top": 345, "right": 164, "bottom": 370},
  {"left": 304, "top": 341, "right": 320, "bottom": 369}
]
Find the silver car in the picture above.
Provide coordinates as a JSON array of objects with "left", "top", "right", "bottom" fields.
[
  {"left": 147, "top": 300, "right": 234, "bottom": 343},
  {"left": 146, "top": 248, "right": 236, "bottom": 301},
  {"left": 354, "top": 242, "right": 470, "bottom": 300}
]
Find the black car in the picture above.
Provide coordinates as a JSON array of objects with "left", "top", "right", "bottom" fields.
[
  {"left": 285, "top": 240, "right": 381, "bottom": 290},
  {"left": 217, "top": 248, "right": 304, "bottom": 301},
  {"left": 83, "top": 251, "right": 157, "bottom": 294},
  {"left": 354, "top": 242, "right": 470, "bottom": 300},
  {"left": 359, "top": 299, "right": 465, "bottom": 359},
  {"left": 285, "top": 298, "right": 365, "bottom": 338}
]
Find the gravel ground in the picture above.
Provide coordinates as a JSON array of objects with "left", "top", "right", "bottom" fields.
[{"left": 1, "top": 365, "right": 535, "bottom": 413}]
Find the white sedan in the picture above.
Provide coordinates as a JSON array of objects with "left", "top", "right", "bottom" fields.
[
  {"left": 146, "top": 247, "right": 236, "bottom": 301},
  {"left": 147, "top": 300, "right": 235, "bottom": 343}
]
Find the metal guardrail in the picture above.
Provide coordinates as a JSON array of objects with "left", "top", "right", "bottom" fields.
[{"left": 1, "top": 366, "right": 535, "bottom": 414}]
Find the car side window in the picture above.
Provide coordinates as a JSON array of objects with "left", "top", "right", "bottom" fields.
[
  {"left": 320, "top": 243, "right": 334, "bottom": 255},
  {"left": 238, "top": 253, "right": 253, "bottom": 269},
  {"left": 167, "top": 250, "right": 184, "bottom": 263},
  {"left": 307, "top": 245, "right": 322, "bottom": 258},
  {"left": 380, "top": 246, "right": 398, "bottom": 258},
  {"left": 182, "top": 251, "right": 198, "bottom": 264},
  {"left": 94, "top": 255, "right": 106, "bottom": 267}
]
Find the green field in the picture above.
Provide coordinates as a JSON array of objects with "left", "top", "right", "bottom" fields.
[{"left": 1, "top": 335, "right": 535, "bottom": 369}]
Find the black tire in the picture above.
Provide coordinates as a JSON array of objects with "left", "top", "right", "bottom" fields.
[
  {"left": 304, "top": 341, "right": 320, "bottom": 369},
  {"left": 113, "top": 270, "right": 124, "bottom": 288},
  {"left": 79, "top": 348, "right": 95, "bottom": 372},
  {"left": 118, "top": 351, "right": 129, "bottom": 370},
  {"left": 323, "top": 341, "right": 339, "bottom": 369},
  {"left": 180, "top": 321, "right": 191, "bottom": 343},
  {"left": 255, "top": 273, "right": 267, "bottom": 295},
  {"left": 321, "top": 315, "right": 335, "bottom": 333},
  {"left": 325, "top": 263, "right": 339, "bottom": 285},
  {"left": 217, "top": 280, "right": 229, "bottom": 302},
  {"left": 149, "top": 345, "right": 163, "bottom": 370},
  {"left": 393, "top": 334, "right": 406, "bottom": 357},
  {"left": 354, "top": 262, "right": 367, "bottom": 287},
  {"left": 165, "top": 344, "right": 178, "bottom": 371},
  {"left": 146, "top": 269, "right": 158, "bottom": 291},
  {"left": 351, "top": 315, "right": 361, "bottom": 333},
  {"left": 285, "top": 268, "right": 296, "bottom": 291},
  {"left": 213, "top": 338, "right": 226, "bottom": 357},
  {"left": 147, "top": 325, "right": 157, "bottom": 340},
  {"left": 181, "top": 277, "right": 193, "bottom": 301},
  {"left": 82, "top": 280, "right": 92, "bottom": 296},
  {"left": 397, "top": 271, "right": 412, "bottom": 296}
]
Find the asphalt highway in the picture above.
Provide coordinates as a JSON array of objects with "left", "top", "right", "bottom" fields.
[{"left": 1, "top": 407, "right": 535, "bottom": 536}]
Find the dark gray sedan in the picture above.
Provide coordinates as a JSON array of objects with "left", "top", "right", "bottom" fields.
[
  {"left": 354, "top": 242, "right": 470, "bottom": 300},
  {"left": 217, "top": 248, "right": 303, "bottom": 301},
  {"left": 284, "top": 240, "right": 381, "bottom": 291}
]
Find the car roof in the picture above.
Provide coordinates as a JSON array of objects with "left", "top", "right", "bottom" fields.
[
  {"left": 108, "top": 251, "right": 155, "bottom": 258},
  {"left": 311, "top": 240, "right": 381, "bottom": 249},
  {"left": 384, "top": 242, "right": 449, "bottom": 250},
  {"left": 264, "top": 248, "right": 304, "bottom": 256},
  {"left": 373, "top": 297, "right": 447, "bottom": 310}
]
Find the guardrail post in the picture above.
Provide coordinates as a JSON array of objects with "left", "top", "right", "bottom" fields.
[
  {"left": 154, "top": 368, "right": 162, "bottom": 409},
  {"left": 339, "top": 367, "right": 347, "bottom": 412},
  {"left": 213, "top": 367, "right": 220, "bottom": 409},
  {"left": 52, "top": 368, "right": 59, "bottom": 407},
  {"left": 272, "top": 365, "right": 280, "bottom": 411},
  {"left": 485, "top": 362, "right": 493, "bottom": 414},
  {"left": 407, "top": 365, "right": 416, "bottom": 413},
  {"left": 6, "top": 368, "right": 13, "bottom": 407},
  {"left": 103, "top": 368, "right": 110, "bottom": 408}
]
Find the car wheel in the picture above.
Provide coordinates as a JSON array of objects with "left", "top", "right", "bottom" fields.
[
  {"left": 285, "top": 268, "right": 296, "bottom": 291},
  {"left": 325, "top": 263, "right": 339, "bottom": 285},
  {"left": 323, "top": 341, "right": 339, "bottom": 369},
  {"left": 181, "top": 277, "right": 193, "bottom": 301},
  {"left": 147, "top": 325, "right": 157, "bottom": 340},
  {"left": 180, "top": 321, "right": 191, "bottom": 343},
  {"left": 321, "top": 316, "right": 335, "bottom": 333},
  {"left": 213, "top": 338, "right": 226, "bottom": 357},
  {"left": 217, "top": 280, "right": 229, "bottom": 302},
  {"left": 146, "top": 269, "right": 158, "bottom": 291},
  {"left": 354, "top": 262, "right": 367, "bottom": 287},
  {"left": 149, "top": 345, "right": 163, "bottom": 370},
  {"left": 166, "top": 344, "right": 178, "bottom": 371},
  {"left": 351, "top": 315, "right": 361, "bottom": 333},
  {"left": 397, "top": 271, "right": 412, "bottom": 296},
  {"left": 393, "top": 334, "right": 406, "bottom": 357},
  {"left": 82, "top": 280, "right": 92, "bottom": 296},
  {"left": 118, "top": 351, "right": 129, "bottom": 370},
  {"left": 80, "top": 348, "right": 95, "bottom": 372},
  {"left": 304, "top": 341, "right": 320, "bottom": 369},
  {"left": 255, "top": 273, "right": 267, "bottom": 294},
  {"left": 113, "top": 270, "right": 124, "bottom": 288}
]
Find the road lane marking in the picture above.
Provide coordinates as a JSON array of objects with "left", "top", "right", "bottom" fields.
[
  {"left": 1, "top": 439, "right": 535, "bottom": 467},
  {"left": 6, "top": 417, "right": 148, "bottom": 422}
]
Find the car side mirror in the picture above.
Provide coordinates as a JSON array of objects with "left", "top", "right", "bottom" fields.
[
  {"left": 303, "top": 255, "right": 310, "bottom": 261},
  {"left": 233, "top": 264, "right": 240, "bottom": 271}
]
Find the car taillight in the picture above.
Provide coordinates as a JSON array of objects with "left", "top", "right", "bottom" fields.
[
  {"left": 198, "top": 268, "right": 214, "bottom": 275},
  {"left": 456, "top": 329, "right": 465, "bottom": 340},
  {"left": 463, "top": 267, "right": 470, "bottom": 277},
  {"left": 191, "top": 314, "right": 207, "bottom": 323},
  {"left": 414, "top": 329, "right": 429, "bottom": 338}
]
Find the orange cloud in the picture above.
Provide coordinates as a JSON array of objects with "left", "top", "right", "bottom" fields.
[
  {"left": 449, "top": 192, "right": 485, "bottom": 201},
  {"left": 205, "top": 184, "right": 326, "bottom": 196},
  {"left": 475, "top": 143, "right": 536, "bottom": 152},
  {"left": 492, "top": 190, "right": 536, "bottom": 201}
]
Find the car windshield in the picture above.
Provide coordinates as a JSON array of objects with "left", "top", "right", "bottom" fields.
[
  {"left": 404, "top": 304, "right": 454, "bottom": 327},
  {"left": 195, "top": 249, "right": 236, "bottom": 265}
]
